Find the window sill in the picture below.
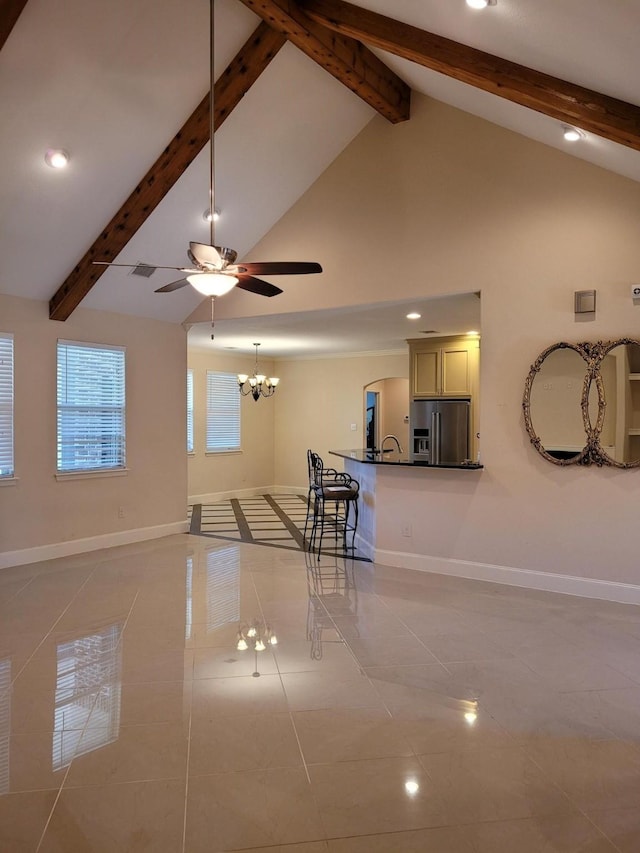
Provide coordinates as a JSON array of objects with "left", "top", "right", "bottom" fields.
[
  {"left": 55, "top": 468, "right": 130, "bottom": 482},
  {"left": 205, "top": 450, "right": 242, "bottom": 456},
  {"left": 0, "top": 476, "right": 18, "bottom": 487}
]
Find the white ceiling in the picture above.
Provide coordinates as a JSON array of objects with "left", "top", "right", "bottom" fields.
[{"left": 1, "top": 0, "right": 639, "bottom": 350}]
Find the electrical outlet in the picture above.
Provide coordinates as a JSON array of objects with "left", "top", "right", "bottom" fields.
[
  {"left": 401, "top": 524, "right": 412, "bottom": 538},
  {"left": 118, "top": 506, "right": 125, "bottom": 518}
]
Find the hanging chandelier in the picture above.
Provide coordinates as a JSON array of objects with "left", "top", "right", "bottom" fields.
[{"left": 237, "top": 343, "right": 279, "bottom": 401}]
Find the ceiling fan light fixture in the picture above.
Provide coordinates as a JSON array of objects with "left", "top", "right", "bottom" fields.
[
  {"left": 44, "top": 148, "right": 70, "bottom": 169},
  {"left": 187, "top": 272, "right": 238, "bottom": 297}
]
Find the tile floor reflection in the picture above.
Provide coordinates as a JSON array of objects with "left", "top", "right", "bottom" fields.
[{"left": 1, "top": 534, "right": 640, "bottom": 851}]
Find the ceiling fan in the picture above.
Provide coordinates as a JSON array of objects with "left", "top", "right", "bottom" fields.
[{"left": 94, "top": 0, "right": 322, "bottom": 300}]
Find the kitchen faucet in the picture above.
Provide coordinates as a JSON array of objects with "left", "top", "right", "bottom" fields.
[{"left": 381, "top": 434, "right": 403, "bottom": 454}]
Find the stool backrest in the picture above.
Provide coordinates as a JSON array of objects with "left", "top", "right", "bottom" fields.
[{"left": 308, "top": 450, "right": 325, "bottom": 487}]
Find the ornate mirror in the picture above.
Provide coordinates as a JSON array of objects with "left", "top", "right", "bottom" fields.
[
  {"left": 523, "top": 342, "right": 596, "bottom": 465},
  {"left": 524, "top": 338, "right": 640, "bottom": 468},
  {"left": 589, "top": 339, "right": 640, "bottom": 468}
]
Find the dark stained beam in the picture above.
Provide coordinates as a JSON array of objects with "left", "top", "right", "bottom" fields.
[
  {"left": 236, "top": 0, "right": 410, "bottom": 124},
  {"left": 0, "top": 0, "right": 29, "bottom": 50},
  {"left": 299, "top": 0, "right": 640, "bottom": 152},
  {"left": 50, "top": 22, "right": 286, "bottom": 321}
]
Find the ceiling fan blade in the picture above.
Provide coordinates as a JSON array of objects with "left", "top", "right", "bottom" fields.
[
  {"left": 154, "top": 279, "right": 190, "bottom": 293},
  {"left": 238, "top": 261, "right": 322, "bottom": 276},
  {"left": 189, "top": 242, "right": 222, "bottom": 269},
  {"left": 236, "top": 275, "right": 283, "bottom": 298}
]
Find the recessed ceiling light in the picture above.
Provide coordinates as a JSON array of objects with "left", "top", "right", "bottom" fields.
[
  {"left": 563, "top": 127, "right": 584, "bottom": 142},
  {"left": 44, "top": 149, "right": 69, "bottom": 169},
  {"left": 203, "top": 208, "right": 220, "bottom": 222},
  {"left": 406, "top": 312, "right": 421, "bottom": 320},
  {"left": 466, "top": 0, "right": 496, "bottom": 9}
]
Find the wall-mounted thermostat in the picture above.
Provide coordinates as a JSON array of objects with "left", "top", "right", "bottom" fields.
[{"left": 574, "top": 290, "right": 596, "bottom": 314}]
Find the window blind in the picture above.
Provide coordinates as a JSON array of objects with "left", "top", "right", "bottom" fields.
[
  {"left": 57, "top": 340, "right": 125, "bottom": 472},
  {"left": 0, "top": 334, "right": 13, "bottom": 478},
  {"left": 53, "top": 624, "right": 122, "bottom": 770},
  {"left": 206, "top": 545, "right": 240, "bottom": 632},
  {"left": 206, "top": 371, "right": 240, "bottom": 452},
  {"left": 0, "top": 658, "right": 10, "bottom": 794},
  {"left": 187, "top": 369, "right": 194, "bottom": 453}
]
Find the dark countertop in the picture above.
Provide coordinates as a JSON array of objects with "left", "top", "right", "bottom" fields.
[{"left": 329, "top": 449, "right": 483, "bottom": 470}]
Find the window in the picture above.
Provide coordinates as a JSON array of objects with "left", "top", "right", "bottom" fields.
[
  {"left": 57, "top": 341, "right": 125, "bottom": 473},
  {"left": 186, "top": 369, "right": 194, "bottom": 453},
  {"left": 0, "top": 334, "right": 14, "bottom": 478},
  {"left": 206, "top": 371, "right": 240, "bottom": 452}
]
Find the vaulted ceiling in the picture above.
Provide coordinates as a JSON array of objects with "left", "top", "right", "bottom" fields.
[{"left": 1, "top": 0, "right": 639, "bottom": 333}]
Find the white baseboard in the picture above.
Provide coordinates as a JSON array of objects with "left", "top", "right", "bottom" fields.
[
  {"left": 0, "top": 520, "right": 189, "bottom": 570},
  {"left": 374, "top": 549, "right": 640, "bottom": 606},
  {"left": 189, "top": 485, "right": 306, "bottom": 504}
]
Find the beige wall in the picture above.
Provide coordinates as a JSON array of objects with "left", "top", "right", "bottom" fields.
[
  {"left": 187, "top": 348, "right": 276, "bottom": 501},
  {"left": 272, "top": 353, "right": 409, "bottom": 488},
  {"left": 216, "top": 94, "right": 640, "bottom": 587},
  {"left": 0, "top": 294, "right": 187, "bottom": 561}
]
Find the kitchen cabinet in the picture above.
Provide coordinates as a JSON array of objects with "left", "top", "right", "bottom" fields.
[{"left": 408, "top": 336, "right": 479, "bottom": 399}]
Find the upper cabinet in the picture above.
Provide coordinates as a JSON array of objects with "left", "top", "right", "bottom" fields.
[{"left": 408, "top": 336, "right": 480, "bottom": 399}]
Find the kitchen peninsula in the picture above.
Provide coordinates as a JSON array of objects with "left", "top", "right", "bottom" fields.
[
  {"left": 329, "top": 449, "right": 483, "bottom": 562},
  {"left": 330, "top": 449, "right": 483, "bottom": 470}
]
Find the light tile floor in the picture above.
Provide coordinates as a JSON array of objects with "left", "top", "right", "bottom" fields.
[{"left": 1, "top": 534, "right": 640, "bottom": 851}]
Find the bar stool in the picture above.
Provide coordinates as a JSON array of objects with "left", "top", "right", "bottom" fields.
[{"left": 305, "top": 451, "right": 359, "bottom": 558}]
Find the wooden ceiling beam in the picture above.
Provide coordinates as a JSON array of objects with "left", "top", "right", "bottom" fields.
[
  {"left": 236, "top": 0, "right": 410, "bottom": 124},
  {"left": 299, "top": 0, "right": 640, "bottom": 152},
  {"left": 49, "top": 22, "right": 286, "bottom": 321},
  {"left": 0, "top": 0, "right": 29, "bottom": 51}
]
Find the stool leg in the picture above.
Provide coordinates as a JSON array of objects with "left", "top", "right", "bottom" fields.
[
  {"left": 303, "top": 487, "right": 312, "bottom": 542},
  {"left": 307, "top": 490, "right": 319, "bottom": 553},
  {"left": 350, "top": 498, "right": 359, "bottom": 551}
]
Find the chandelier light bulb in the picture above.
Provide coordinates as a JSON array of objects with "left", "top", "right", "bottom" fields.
[
  {"left": 44, "top": 148, "right": 70, "bottom": 169},
  {"left": 247, "top": 626, "right": 257, "bottom": 638},
  {"left": 268, "top": 633, "right": 278, "bottom": 645},
  {"left": 254, "top": 639, "right": 266, "bottom": 652},
  {"left": 236, "top": 638, "right": 248, "bottom": 651},
  {"left": 203, "top": 208, "right": 221, "bottom": 222}
]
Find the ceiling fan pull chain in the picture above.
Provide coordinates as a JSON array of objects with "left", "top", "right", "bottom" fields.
[{"left": 210, "top": 295, "right": 216, "bottom": 340}]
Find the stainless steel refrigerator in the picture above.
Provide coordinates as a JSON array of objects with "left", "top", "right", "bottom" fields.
[{"left": 410, "top": 399, "right": 470, "bottom": 465}]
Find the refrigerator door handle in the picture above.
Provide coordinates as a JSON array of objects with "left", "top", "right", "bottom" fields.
[{"left": 431, "top": 410, "right": 441, "bottom": 465}]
